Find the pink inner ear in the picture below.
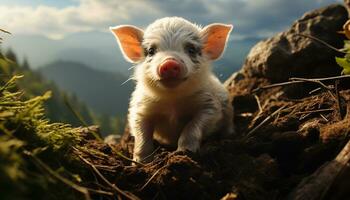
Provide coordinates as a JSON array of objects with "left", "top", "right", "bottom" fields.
[
  {"left": 203, "top": 24, "right": 232, "bottom": 60},
  {"left": 111, "top": 26, "right": 143, "bottom": 63}
]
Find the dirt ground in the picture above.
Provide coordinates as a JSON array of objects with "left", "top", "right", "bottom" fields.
[{"left": 74, "top": 75, "right": 350, "bottom": 200}]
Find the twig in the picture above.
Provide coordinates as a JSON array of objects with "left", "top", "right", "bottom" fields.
[
  {"left": 74, "top": 149, "right": 141, "bottom": 200},
  {"left": 87, "top": 188, "right": 114, "bottom": 196},
  {"left": 289, "top": 77, "right": 336, "bottom": 100},
  {"left": 309, "top": 87, "right": 322, "bottom": 95},
  {"left": 295, "top": 108, "right": 334, "bottom": 115},
  {"left": 114, "top": 147, "right": 145, "bottom": 166},
  {"left": 140, "top": 146, "right": 161, "bottom": 163},
  {"left": 252, "top": 75, "right": 350, "bottom": 93},
  {"left": 254, "top": 94, "right": 263, "bottom": 114},
  {"left": 289, "top": 77, "right": 332, "bottom": 90},
  {"left": 320, "top": 114, "right": 329, "bottom": 122},
  {"left": 138, "top": 165, "right": 167, "bottom": 191},
  {"left": 299, "top": 113, "right": 311, "bottom": 121},
  {"left": 24, "top": 150, "right": 92, "bottom": 200},
  {"left": 0, "top": 28, "right": 11, "bottom": 35},
  {"left": 295, "top": 33, "right": 346, "bottom": 54},
  {"left": 244, "top": 105, "right": 287, "bottom": 139},
  {"left": 96, "top": 144, "right": 145, "bottom": 166}
]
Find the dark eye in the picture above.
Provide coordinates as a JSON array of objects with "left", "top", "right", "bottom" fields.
[
  {"left": 147, "top": 46, "right": 156, "bottom": 56},
  {"left": 185, "top": 43, "right": 198, "bottom": 56}
]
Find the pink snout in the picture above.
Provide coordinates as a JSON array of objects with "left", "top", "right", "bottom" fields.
[{"left": 158, "top": 59, "right": 182, "bottom": 79}]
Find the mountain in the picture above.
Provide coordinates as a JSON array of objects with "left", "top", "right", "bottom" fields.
[
  {"left": 0, "top": 49, "right": 95, "bottom": 128},
  {"left": 39, "top": 60, "right": 134, "bottom": 117},
  {"left": 2, "top": 31, "right": 131, "bottom": 74},
  {"left": 2, "top": 31, "right": 261, "bottom": 79}
]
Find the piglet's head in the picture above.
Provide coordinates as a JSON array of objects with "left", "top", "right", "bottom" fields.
[{"left": 110, "top": 17, "right": 232, "bottom": 92}]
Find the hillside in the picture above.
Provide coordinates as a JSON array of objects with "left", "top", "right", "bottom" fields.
[{"left": 39, "top": 61, "right": 133, "bottom": 117}]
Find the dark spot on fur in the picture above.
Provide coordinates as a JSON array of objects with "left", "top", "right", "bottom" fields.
[{"left": 184, "top": 42, "right": 201, "bottom": 64}]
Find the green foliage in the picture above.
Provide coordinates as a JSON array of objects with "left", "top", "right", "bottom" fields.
[
  {"left": 335, "top": 56, "right": 350, "bottom": 75},
  {"left": 336, "top": 24, "right": 350, "bottom": 75},
  {"left": 0, "top": 75, "right": 84, "bottom": 200}
]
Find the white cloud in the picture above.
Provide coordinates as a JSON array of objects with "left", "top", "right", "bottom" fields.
[
  {"left": 0, "top": 0, "right": 160, "bottom": 39},
  {"left": 0, "top": 0, "right": 340, "bottom": 40}
]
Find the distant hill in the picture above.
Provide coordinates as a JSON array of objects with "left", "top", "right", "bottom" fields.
[
  {"left": 3, "top": 31, "right": 261, "bottom": 78},
  {"left": 39, "top": 61, "right": 134, "bottom": 117},
  {"left": 0, "top": 49, "right": 95, "bottom": 128}
]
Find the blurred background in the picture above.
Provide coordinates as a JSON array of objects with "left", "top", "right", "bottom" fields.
[{"left": 0, "top": 0, "right": 342, "bottom": 136}]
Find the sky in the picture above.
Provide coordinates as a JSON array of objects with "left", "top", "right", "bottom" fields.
[{"left": 0, "top": 0, "right": 343, "bottom": 74}]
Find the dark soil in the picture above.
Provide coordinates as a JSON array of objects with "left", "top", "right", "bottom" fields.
[{"left": 75, "top": 77, "right": 350, "bottom": 200}]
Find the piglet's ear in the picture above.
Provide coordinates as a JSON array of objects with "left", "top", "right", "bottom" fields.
[
  {"left": 201, "top": 23, "right": 233, "bottom": 60},
  {"left": 110, "top": 25, "right": 144, "bottom": 63}
]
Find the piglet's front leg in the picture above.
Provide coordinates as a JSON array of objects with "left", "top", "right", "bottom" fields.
[
  {"left": 130, "top": 115, "right": 154, "bottom": 163},
  {"left": 177, "top": 93, "right": 221, "bottom": 152}
]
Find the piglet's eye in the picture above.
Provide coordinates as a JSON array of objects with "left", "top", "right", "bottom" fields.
[
  {"left": 185, "top": 43, "right": 198, "bottom": 56},
  {"left": 147, "top": 46, "right": 156, "bottom": 56}
]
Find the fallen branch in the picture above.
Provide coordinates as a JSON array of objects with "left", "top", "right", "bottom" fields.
[
  {"left": 74, "top": 148, "right": 141, "bottom": 200},
  {"left": 287, "top": 139, "right": 350, "bottom": 200}
]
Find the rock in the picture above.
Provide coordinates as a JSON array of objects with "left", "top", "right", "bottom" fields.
[{"left": 231, "top": 4, "right": 348, "bottom": 83}]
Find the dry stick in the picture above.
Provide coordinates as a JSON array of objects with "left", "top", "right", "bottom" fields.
[
  {"left": 110, "top": 145, "right": 145, "bottom": 166},
  {"left": 74, "top": 150, "right": 141, "bottom": 200},
  {"left": 299, "top": 113, "right": 311, "bottom": 121},
  {"left": 295, "top": 108, "right": 334, "bottom": 115},
  {"left": 254, "top": 94, "right": 263, "bottom": 114},
  {"left": 80, "top": 142, "right": 144, "bottom": 166},
  {"left": 244, "top": 105, "right": 287, "bottom": 139},
  {"left": 138, "top": 165, "right": 167, "bottom": 191},
  {"left": 309, "top": 87, "right": 322, "bottom": 95},
  {"left": 140, "top": 146, "right": 161, "bottom": 163},
  {"left": 252, "top": 75, "right": 350, "bottom": 93},
  {"left": 295, "top": 33, "right": 347, "bottom": 54},
  {"left": 23, "top": 150, "right": 92, "bottom": 200},
  {"left": 320, "top": 114, "right": 329, "bottom": 122},
  {"left": 289, "top": 77, "right": 337, "bottom": 100},
  {"left": 288, "top": 139, "right": 350, "bottom": 200}
]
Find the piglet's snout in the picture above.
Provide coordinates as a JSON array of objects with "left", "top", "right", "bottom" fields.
[{"left": 158, "top": 59, "right": 182, "bottom": 79}]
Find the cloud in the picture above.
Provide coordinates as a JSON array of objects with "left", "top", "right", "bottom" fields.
[
  {"left": 0, "top": 0, "right": 342, "bottom": 40},
  {"left": 0, "top": 0, "right": 160, "bottom": 39}
]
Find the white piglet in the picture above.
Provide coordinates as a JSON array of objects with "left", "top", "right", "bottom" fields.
[{"left": 110, "top": 17, "right": 234, "bottom": 163}]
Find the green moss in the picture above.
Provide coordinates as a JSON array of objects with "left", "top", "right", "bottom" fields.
[{"left": 0, "top": 73, "right": 84, "bottom": 199}]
